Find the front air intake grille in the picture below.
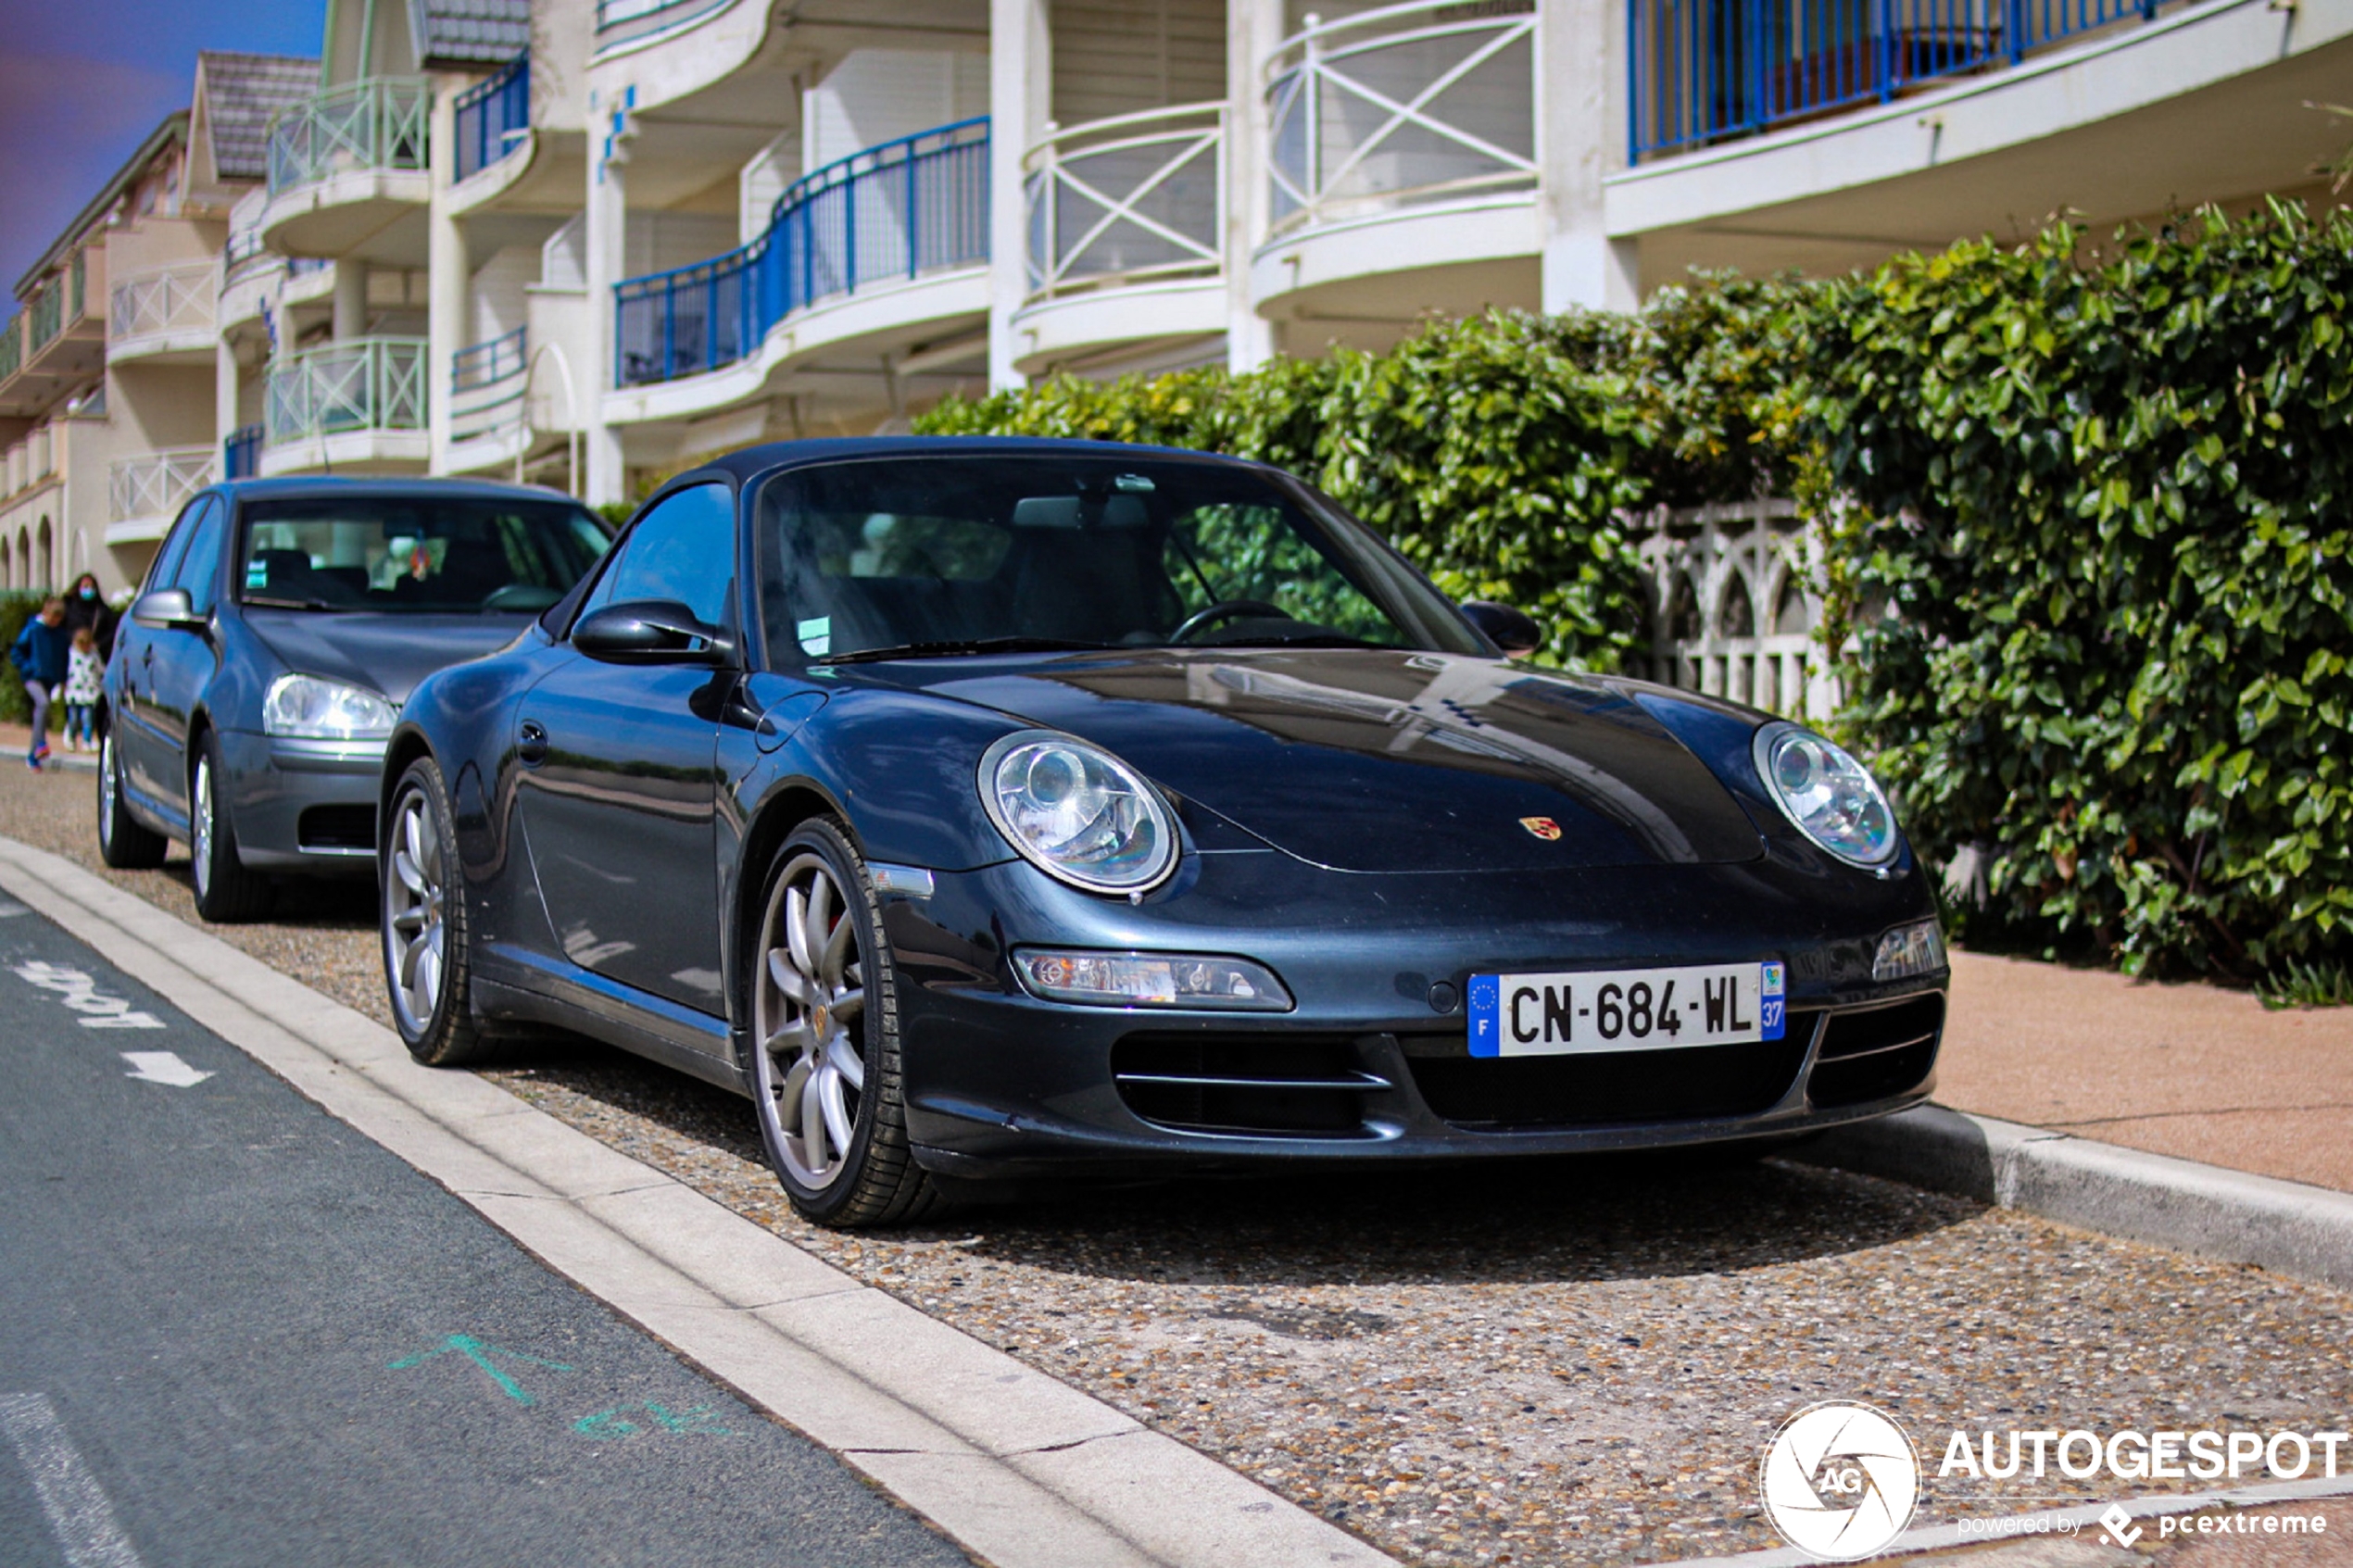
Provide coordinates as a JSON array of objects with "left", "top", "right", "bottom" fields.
[
  {"left": 297, "top": 804, "right": 377, "bottom": 850},
  {"left": 1112, "top": 1034, "right": 1389, "bottom": 1138},
  {"left": 1407, "top": 1029, "right": 1813, "bottom": 1130},
  {"left": 1807, "top": 993, "right": 1944, "bottom": 1107}
]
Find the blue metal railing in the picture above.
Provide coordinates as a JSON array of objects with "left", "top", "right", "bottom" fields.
[
  {"left": 1630, "top": 0, "right": 2173, "bottom": 160},
  {"left": 455, "top": 53, "right": 530, "bottom": 182},
  {"left": 223, "top": 424, "right": 263, "bottom": 481},
  {"left": 613, "top": 117, "right": 989, "bottom": 389}
]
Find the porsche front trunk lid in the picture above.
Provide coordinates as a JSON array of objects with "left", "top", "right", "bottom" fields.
[{"left": 907, "top": 650, "right": 1767, "bottom": 873}]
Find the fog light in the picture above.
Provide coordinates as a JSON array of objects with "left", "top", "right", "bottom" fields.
[
  {"left": 1872, "top": 919, "right": 1947, "bottom": 983},
  {"left": 1013, "top": 949, "right": 1293, "bottom": 1011}
]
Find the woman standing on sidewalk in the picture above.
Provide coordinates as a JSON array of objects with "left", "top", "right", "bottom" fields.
[
  {"left": 8, "top": 596, "right": 69, "bottom": 770},
  {"left": 62, "top": 571, "right": 118, "bottom": 654}
]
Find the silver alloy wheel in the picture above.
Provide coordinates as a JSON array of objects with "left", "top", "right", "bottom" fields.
[
  {"left": 384, "top": 789, "right": 447, "bottom": 1036},
  {"left": 192, "top": 757, "right": 215, "bottom": 897},
  {"left": 752, "top": 851, "right": 867, "bottom": 1191},
  {"left": 98, "top": 734, "right": 119, "bottom": 846}
]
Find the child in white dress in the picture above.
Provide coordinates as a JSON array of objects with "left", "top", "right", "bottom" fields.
[{"left": 63, "top": 627, "right": 102, "bottom": 751}]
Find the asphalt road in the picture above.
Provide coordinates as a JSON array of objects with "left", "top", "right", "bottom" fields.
[{"left": 0, "top": 890, "right": 972, "bottom": 1568}]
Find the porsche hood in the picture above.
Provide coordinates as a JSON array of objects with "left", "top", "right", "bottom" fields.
[{"left": 892, "top": 650, "right": 1767, "bottom": 873}]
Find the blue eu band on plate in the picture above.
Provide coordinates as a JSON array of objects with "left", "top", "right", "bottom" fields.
[{"left": 1467, "top": 963, "right": 1787, "bottom": 1058}]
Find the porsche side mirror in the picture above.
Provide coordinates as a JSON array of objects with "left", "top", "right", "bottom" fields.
[
  {"left": 573, "top": 600, "right": 735, "bottom": 665},
  {"left": 131, "top": 588, "right": 205, "bottom": 632},
  {"left": 1462, "top": 600, "right": 1541, "bottom": 657}
]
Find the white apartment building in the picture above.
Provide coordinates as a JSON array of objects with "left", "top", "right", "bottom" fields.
[
  {"left": 0, "top": 54, "right": 316, "bottom": 596},
  {"left": 152, "top": 0, "right": 2353, "bottom": 519}
]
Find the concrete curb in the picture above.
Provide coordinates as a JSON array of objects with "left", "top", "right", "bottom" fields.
[
  {"left": 1793, "top": 1104, "right": 2353, "bottom": 1294},
  {"left": 0, "top": 837, "right": 1394, "bottom": 1568}
]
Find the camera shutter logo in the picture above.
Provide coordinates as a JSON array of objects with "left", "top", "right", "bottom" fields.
[{"left": 1760, "top": 1401, "right": 1920, "bottom": 1561}]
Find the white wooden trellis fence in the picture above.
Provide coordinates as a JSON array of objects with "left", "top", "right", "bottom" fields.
[{"left": 1629, "top": 496, "right": 1841, "bottom": 721}]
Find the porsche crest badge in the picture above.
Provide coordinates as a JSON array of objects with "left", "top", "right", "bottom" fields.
[{"left": 1519, "top": 816, "right": 1563, "bottom": 840}]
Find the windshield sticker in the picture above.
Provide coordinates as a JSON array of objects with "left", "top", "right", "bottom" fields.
[{"left": 797, "top": 617, "right": 832, "bottom": 657}]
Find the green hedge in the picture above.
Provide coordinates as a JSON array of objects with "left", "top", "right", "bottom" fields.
[
  {"left": 922, "top": 205, "right": 2353, "bottom": 980},
  {"left": 1792, "top": 203, "right": 2353, "bottom": 977}
]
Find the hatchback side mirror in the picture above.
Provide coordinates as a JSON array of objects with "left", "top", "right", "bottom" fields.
[
  {"left": 573, "top": 599, "right": 735, "bottom": 665},
  {"left": 1461, "top": 600, "right": 1541, "bottom": 658},
  {"left": 131, "top": 588, "right": 205, "bottom": 632}
]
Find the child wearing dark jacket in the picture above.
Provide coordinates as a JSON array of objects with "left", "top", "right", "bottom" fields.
[{"left": 9, "top": 597, "right": 69, "bottom": 770}]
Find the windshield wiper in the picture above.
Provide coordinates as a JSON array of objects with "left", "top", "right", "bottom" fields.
[
  {"left": 242, "top": 594, "right": 340, "bottom": 612},
  {"left": 815, "top": 636, "right": 1110, "bottom": 666}
]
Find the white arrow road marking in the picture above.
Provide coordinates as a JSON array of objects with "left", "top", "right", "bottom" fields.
[
  {"left": 120, "top": 1052, "right": 211, "bottom": 1088},
  {"left": 10, "top": 963, "right": 165, "bottom": 1029},
  {"left": 0, "top": 1393, "right": 145, "bottom": 1568}
]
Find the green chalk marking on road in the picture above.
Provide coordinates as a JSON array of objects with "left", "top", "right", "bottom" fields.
[
  {"left": 573, "top": 1401, "right": 735, "bottom": 1439},
  {"left": 387, "top": 1334, "right": 575, "bottom": 1406}
]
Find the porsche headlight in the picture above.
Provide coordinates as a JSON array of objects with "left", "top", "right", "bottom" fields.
[
  {"left": 1752, "top": 721, "right": 1899, "bottom": 868},
  {"left": 263, "top": 674, "right": 396, "bottom": 740},
  {"left": 980, "top": 731, "right": 1176, "bottom": 894}
]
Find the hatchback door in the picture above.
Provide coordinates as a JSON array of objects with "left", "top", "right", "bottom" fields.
[{"left": 123, "top": 495, "right": 230, "bottom": 827}]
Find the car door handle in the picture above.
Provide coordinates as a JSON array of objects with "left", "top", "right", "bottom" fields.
[{"left": 517, "top": 720, "right": 548, "bottom": 766}]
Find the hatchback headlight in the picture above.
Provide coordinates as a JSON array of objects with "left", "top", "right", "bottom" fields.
[
  {"left": 979, "top": 730, "right": 1176, "bottom": 894},
  {"left": 264, "top": 674, "right": 396, "bottom": 740},
  {"left": 1752, "top": 721, "right": 1899, "bottom": 868}
]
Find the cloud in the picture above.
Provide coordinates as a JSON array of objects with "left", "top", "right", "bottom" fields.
[{"left": 0, "top": 53, "right": 190, "bottom": 295}]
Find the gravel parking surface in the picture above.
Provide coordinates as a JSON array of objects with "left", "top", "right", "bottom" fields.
[{"left": 6, "top": 762, "right": 2348, "bottom": 1565}]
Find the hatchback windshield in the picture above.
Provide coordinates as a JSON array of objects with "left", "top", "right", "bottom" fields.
[
  {"left": 756, "top": 454, "right": 1483, "bottom": 662},
  {"left": 238, "top": 496, "right": 610, "bottom": 615}
]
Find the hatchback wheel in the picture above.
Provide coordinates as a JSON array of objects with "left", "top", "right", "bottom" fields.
[
  {"left": 189, "top": 733, "right": 271, "bottom": 922},
  {"left": 749, "top": 819, "right": 938, "bottom": 1227},
  {"left": 384, "top": 757, "right": 491, "bottom": 1065},
  {"left": 95, "top": 726, "right": 165, "bottom": 869}
]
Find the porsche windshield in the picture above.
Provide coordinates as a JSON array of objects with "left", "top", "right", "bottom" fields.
[
  {"left": 756, "top": 454, "right": 1484, "bottom": 662},
  {"left": 237, "top": 497, "right": 610, "bottom": 615}
]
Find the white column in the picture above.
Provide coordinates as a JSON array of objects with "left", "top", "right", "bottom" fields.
[
  {"left": 427, "top": 77, "right": 467, "bottom": 474},
  {"left": 1538, "top": 0, "right": 1640, "bottom": 313},
  {"left": 987, "top": 0, "right": 1051, "bottom": 391},
  {"left": 332, "top": 258, "right": 371, "bottom": 339},
  {"left": 583, "top": 87, "right": 629, "bottom": 507},
  {"left": 1224, "top": 0, "right": 1280, "bottom": 371},
  {"left": 214, "top": 340, "right": 240, "bottom": 454}
]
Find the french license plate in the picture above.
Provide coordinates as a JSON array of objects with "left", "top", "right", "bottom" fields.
[{"left": 1466, "top": 962, "right": 1785, "bottom": 1058}]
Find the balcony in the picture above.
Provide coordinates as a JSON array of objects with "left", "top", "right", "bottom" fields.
[
  {"left": 1253, "top": 0, "right": 1540, "bottom": 320},
  {"left": 109, "top": 261, "right": 217, "bottom": 363},
  {"left": 108, "top": 447, "right": 217, "bottom": 545},
  {"left": 1, "top": 251, "right": 107, "bottom": 418},
  {"left": 260, "top": 78, "right": 433, "bottom": 261},
  {"left": 613, "top": 118, "right": 989, "bottom": 392},
  {"left": 452, "top": 326, "right": 528, "bottom": 444},
  {"left": 1013, "top": 105, "right": 1227, "bottom": 372},
  {"left": 261, "top": 336, "right": 429, "bottom": 475},
  {"left": 454, "top": 54, "right": 531, "bottom": 184},
  {"left": 1630, "top": 0, "right": 2184, "bottom": 160},
  {"left": 595, "top": 0, "right": 741, "bottom": 54}
]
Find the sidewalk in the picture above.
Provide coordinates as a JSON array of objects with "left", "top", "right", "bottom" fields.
[
  {"left": 0, "top": 721, "right": 97, "bottom": 771},
  {"left": 1938, "top": 948, "right": 2353, "bottom": 1194}
]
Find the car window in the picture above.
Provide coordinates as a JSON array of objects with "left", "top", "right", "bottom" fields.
[
  {"left": 145, "top": 495, "right": 209, "bottom": 596},
  {"left": 754, "top": 455, "right": 1485, "bottom": 662},
  {"left": 581, "top": 483, "right": 735, "bottom": 629},
  {"left": 170, "top": 496, "right": 231, "bottom": 615},
  {"left": 237, "top": 496, "right": 610, "bottom": 615}
]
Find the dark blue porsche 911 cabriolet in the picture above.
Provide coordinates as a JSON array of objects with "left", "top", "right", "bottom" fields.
[{"left": 379, "top": 437, "right": 1948, "bottom": 1226}]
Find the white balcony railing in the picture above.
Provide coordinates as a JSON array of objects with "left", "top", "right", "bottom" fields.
[
  {"left": 265, "top": 337, "right": 428, "bottom": 447},
  {"left": 1024, "top": 105, "right": 1224, "bottom": 304},
  {"left": 267, "top": 77, "right": 431, "bottom": 196},
  {"left": 110, "top": 446, "right": 216, "bottom": 524},
  {"left": 110, "top": 261, "right": 216, "bottom": 344},
  {"left": 1265, "top": 0, "right": 1539, "bottom": 237}
]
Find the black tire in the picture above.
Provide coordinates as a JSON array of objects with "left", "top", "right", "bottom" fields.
[
  {"left": 189, "top": 730, "right": 272, "bottom": 922},
  {"left": 382, "top": 757, "right": 493, "bottom": 1065},
  {"left": 95, "top": 723, "right": 166, "bottom": 870},
  {"left": 747, "top": 818, "right": 941, "bottom": 1228}
]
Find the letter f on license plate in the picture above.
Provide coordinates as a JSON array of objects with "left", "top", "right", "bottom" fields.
[{"left": 1466, "top": 961, "right": 1786, "bottom": 1058}]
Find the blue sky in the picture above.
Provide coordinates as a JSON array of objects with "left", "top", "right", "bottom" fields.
[{"left": 0, "top": 0, "right": 324, "bottom": 295}]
